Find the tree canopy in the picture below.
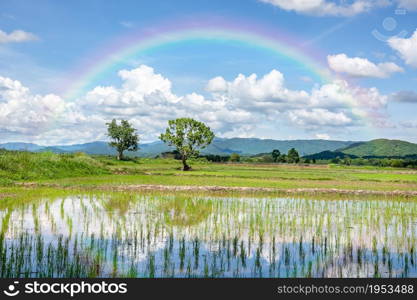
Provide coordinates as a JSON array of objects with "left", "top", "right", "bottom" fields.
[
  {"left": 106, "top": 119, "right": 139, "bottom": 160},
  {"left": 159, "top": 118, "right": 214, "bottom": 170}
]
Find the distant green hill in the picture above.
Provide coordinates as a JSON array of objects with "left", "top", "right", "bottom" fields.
[
  {"left": 0, "top": 138, "right": 355, "bottom": 157},
  {"left": 340, "top": 139, "right": 417, "bottom": 157}
]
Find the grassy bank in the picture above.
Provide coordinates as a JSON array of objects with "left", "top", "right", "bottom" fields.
[
  {"left": 0, "top": 150, "right": 109, "bottom": 184},
  {"left": 39, "top": 159, "right": 417, "bottom": 192}
]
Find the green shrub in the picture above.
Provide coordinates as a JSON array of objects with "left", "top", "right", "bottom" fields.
[
  {"left": 230, "top": 153, "right": 240, "bottom": 162},
  {"left": 390, "top": 159, "right": 404, "bottom": 168}
]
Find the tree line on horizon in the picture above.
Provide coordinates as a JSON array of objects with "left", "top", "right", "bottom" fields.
[{"left": 106, "top": 118, "right": 417, "bottom": 170}]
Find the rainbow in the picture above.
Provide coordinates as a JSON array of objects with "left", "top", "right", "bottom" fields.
[{"left": 61, "top": 16, "right": 335, "bottom": 101}]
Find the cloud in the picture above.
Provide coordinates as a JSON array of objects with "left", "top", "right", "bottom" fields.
[
  {"left": 315, "top": 133, "right": 331, "bottom": 140},
  {"left": 206, "top": 70, "right": 387, "bottom": 129},
  {"left": 310, "top": 79, "right": 387, "bottom": 110},
  {"left": 0, "top": 76, "right": 107, "bottom": 145},
  {"left": 0, "top": 76, "right": 66, "bottom": 135},
  {"left": 120, "top": 21, "right": 134, "bottom": 28},
  {"left": 390, "top": 90, "right": 417, "bottom": 102},
  {"left": 79, "top": 65, "right": 256, "bottom": 140},
  {"left": 0, "top": 29, "right": 38, "bottom": 44},
  {"left": 206, "top": 70, "right": 310, "bottom": 113},
  {"left": 388, "top": 29, "right": 417, "bottom": 67},
  {"left": 1, "top": 14, "right": 16, "bottom": 20},
  {"left": 327, "top": 54, "right": 403, "bottom": 78},
  {"left": 206, "top": 76, "right": 228, "bottom": 93},
  {"left": 259, "top": 0, "right": 388, "bottom": 17},
  {"left": 288, "top": 109, "right": 353, "bottom": 128},
  {"left": 0, "top": 66, "right": 390, "bottom": 144},
  {"left": 400, "top": 120, "right": 417, "bottom": 128},
  {"left": 396, "top": 0, "right": 417, "bottom": 10}
]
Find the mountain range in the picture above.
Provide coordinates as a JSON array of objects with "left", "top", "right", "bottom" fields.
[
  {"left": 2, "top": 138, "right": 417, "bottom": 158},
  {"left": 0, "top": 138, "right": 355, "bottom": 157}
]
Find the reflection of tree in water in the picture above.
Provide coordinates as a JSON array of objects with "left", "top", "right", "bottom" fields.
[
  {"left": 158, "top": 197, "right": 213, "bottom": 227},
  {"left": 103, "top": 194, "right": 134, "bottom": 216}
]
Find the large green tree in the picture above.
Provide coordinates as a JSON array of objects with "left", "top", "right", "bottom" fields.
[
  {"left": 160, "top": 118, "right": 214, "bottom": 171},
  {"left": 106, "top": 119, "right": 139, "bottom": 160}
]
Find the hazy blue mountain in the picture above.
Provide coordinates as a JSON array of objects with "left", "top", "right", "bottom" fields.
[
  {"left": 39, "top": 146, "right": 71, "bottom": 153},
  {"left": 0, "top": 142, "right": 43, "bottom": 151},
  {"left": 1, "top": 138, "right": 356, "bottom": 156},
  {"left": 56, "top": 142, "right": 116, "bottom": 154}
]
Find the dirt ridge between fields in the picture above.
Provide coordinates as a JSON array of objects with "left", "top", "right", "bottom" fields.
[{"left": 15, "top": 182, "right": 417, "bottom": 196}]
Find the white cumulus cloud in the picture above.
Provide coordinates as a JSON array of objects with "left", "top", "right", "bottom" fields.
[
  {"left": 388, "top": 29, "right": 417, "bottom": 67},
  {"left": 206, "top": 69, "right": 387, "bottom": 129},
  {"left": 78, "top": 65, "right": 256, "bottom": 140},
  {"left": 289, "top": 109, "right": 352, "bottom": 128},
  {"left": 327, "top": 53, "right": 403, "bottom": 78},
  {"left": 0, "top": 77, "right": 65, "bottom": 131},
  {"left": 259, "top": 0, "right": 387, "bottom": 17}
]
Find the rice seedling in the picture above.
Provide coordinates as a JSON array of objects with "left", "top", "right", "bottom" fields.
[{"left": 0, "top": 190, "right": 416, "bottom": 278}]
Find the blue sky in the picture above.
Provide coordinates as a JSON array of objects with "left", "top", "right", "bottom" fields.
[{"left": 0, "top": 0, "right": 417, "bottom": 144}]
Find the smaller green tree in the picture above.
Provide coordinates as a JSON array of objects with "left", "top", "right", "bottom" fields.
[
  {"left": 278, "top": 154, "right": 287, "bottom": 163},
  {"left": 271, "top": 149, "right": 281, "bottom": 163},
  {"left": 106, "top": 119, "right": 139, "bottom": 160},
  {"left": 230, "top": 153, "right": 240, "bottom": 162},
  {"left": 160, "top": 118, "right": 214, "bottom": 171},
  {"left": 287, "top": 148, "right": 300, "bottom": 163},
  {"left": 343, "top": 157, "right": 352, "bottom": 166},
  {"left": 331, "top": 157, "right": 341, "bottom": 164}
]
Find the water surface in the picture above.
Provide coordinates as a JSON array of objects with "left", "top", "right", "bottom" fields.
[{"left": 1, "top": 194, "right": 416, "bottom": 277}]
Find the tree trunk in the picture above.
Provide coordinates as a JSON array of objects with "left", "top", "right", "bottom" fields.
[
  {"left": 182, "top": 157, "right": 191, "bottom": 171},
  {"left": 117, "top": 151, "right": 123, "bottom": 161}
]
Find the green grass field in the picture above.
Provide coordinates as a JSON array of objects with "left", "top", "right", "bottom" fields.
[
  {"left": 40, "top": 158, "right": 417, "bottom": 192},
  {"left": 1, "top": 150, "right": 417, "bottom": 196}
]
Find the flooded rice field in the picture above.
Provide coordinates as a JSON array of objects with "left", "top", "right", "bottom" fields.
[{"left": 0, "top": 193, "right": 416, "bottom": 277}]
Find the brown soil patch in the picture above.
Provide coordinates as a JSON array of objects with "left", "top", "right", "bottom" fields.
[
  {"left": 14, "top": 182, "right": 417, "bottom": 197},
  {"left": 0, "top": 193, "right": 16, "bottom": 200}
]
